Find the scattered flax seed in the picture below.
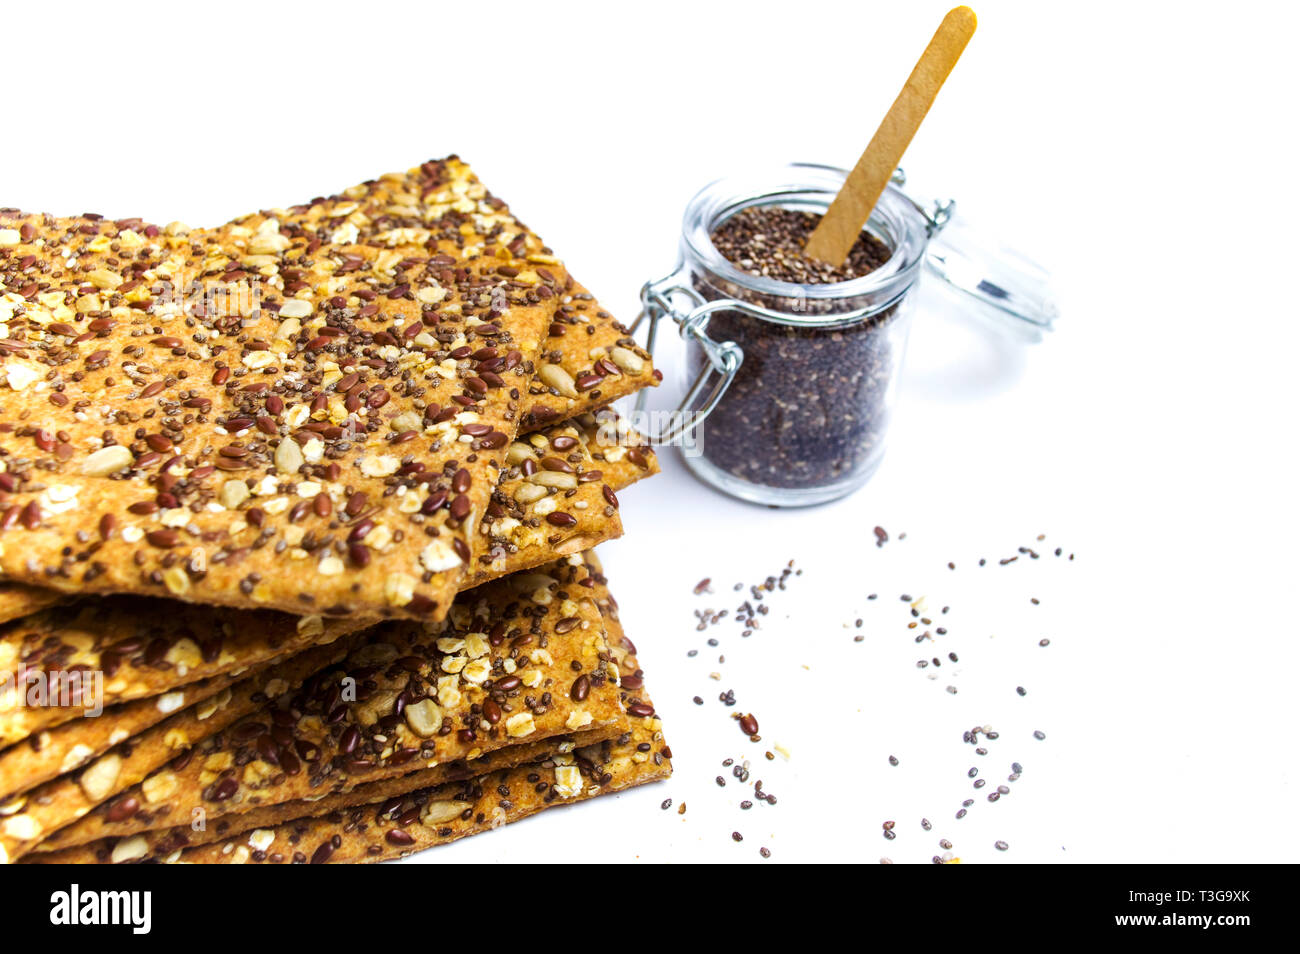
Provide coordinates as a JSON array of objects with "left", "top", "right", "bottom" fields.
[
  {"left": 678, "top": 803, "right": 687, "bottom": 815},
  {"left": 874, "top": 526, "right": 889, "bottom": 547},
  {"left": 693, "top": 578, "right": 713, "bottom": 595}
]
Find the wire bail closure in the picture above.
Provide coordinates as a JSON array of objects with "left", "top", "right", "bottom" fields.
[{"left": 630, "top": 262, "right": 742, "bottom": 446}]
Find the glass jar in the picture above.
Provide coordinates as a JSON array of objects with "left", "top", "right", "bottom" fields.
[{"left": 637, "top": 163, "right": 1055, "bottom": 507}]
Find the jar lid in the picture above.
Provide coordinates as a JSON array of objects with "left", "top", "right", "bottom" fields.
[{"left": 922, "top": 212, "right": 1059, "bottom": 343}]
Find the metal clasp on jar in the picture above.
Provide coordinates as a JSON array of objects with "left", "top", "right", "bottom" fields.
[{"left": 631, "top": 262, "right": 743, "bottom": 446}]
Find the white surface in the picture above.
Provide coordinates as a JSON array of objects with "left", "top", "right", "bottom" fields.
[{"left": 4, "top": 0, "right": 1295, "bottom": 863}]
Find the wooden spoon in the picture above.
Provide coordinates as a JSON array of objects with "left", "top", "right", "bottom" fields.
[{"left": 804, "top": 6, "right": 977, "bottom": 266}]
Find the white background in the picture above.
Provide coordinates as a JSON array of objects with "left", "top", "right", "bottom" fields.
[{"left": 5, "top": 0, "right": 1296, "bottom": 864}]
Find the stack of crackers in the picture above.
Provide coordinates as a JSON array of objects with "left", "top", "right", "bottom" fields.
[{"left": 0, "top": 158, "right": 669, "bottom": 864}]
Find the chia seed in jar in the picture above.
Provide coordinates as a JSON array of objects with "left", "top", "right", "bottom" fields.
[
  {"left": 644, "top": 163, "right": 1056, "bottom": 506},
  {"left": 692, "top": 206, "right": 899, "bottom": 493}
]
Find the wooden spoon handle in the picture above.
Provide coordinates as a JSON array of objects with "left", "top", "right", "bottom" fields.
[{"left": 804, "top": 6, "right": 977, "bottom": 266}]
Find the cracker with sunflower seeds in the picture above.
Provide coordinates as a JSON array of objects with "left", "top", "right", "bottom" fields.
[
  {"left": 41, "top": 560, "right": 625, "bottom": 852},
  {"left": 223, "top": 158, "right": 657, "bottom": 431},
  {"left": 0, "top": 635, "right": 355, "bottom": 863},
  {"left": 0, "top": 199, "right": 555, "bottom": 621},
  {"left": 159, "top": 550, "right": 668, "bottom": 864}
]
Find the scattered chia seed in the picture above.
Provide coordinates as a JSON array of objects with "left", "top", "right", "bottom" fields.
[
  {"left": 660, "top": 798, "right": 673, "bottom": 811},
  {"left": 685, "top": 535, "right": 1072, "bottom": 860},
  {"left": 995, "top": 840, "right": 1009, "bottom": 851}
]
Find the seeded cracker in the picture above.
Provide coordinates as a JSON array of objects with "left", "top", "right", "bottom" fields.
[
  {"left": 0, "top": 583, "right": 60, "bottom": 625},
  {"left": 222, "top": 158, "right": 656, "bottom": 431},
  {"left": 0, "top": 600, "right": 363, "bottom": 746},
  {"left": 0, "top": 408, "right": 652, "bottom": 626},
  {"left": 570, "top": 406, "right": 660, "bottom": 487},
  {"left": 28, "top": 721, "right": 620, "bottom": 864},
  {"left": 44, "top": 559, "right": 625, "bottom": 851},
  {"left": 0, "top": 195, "right": 556, "bottom": 620},
  {"left": 0, "top": 636, "right": 355, "bottom": 863},
  {"left": 467, "top": 421, "right": 621, "bottom": 586},
  {"left": 522, "top": 278, "right": 657, "bottom": 429},
  {"left": 144, "top": 551, "right": 668, "bottom": 864},
  {"left": 0, "top": 416, "right": 650, "bottom": 749},
  {"left": 0, "top": 665, "right": 253, "bottom": 802}
]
